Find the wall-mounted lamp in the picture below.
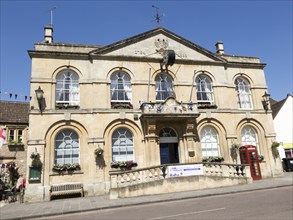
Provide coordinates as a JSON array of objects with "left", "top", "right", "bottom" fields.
[
  {"left": 262, "top": 91, "right": 270, "bottom": 112},
  {"left": 35, "top": 86, "right": 45, "bottom": 113}
]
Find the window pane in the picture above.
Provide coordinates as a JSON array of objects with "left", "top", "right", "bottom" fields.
[
  {"left": 236, "top": 77, "right": 252, "bottom": 109},
  {"left": 110, "top": 71, "right": 132, "bottom": 102},
  {"left": 155, "top": 73, "right": 175, "bottom": 101},
  {"left": 9, "top": 130, "right": 15, "bottom": 141},
  {"left": 241, "top": 125, "right": 260, "bottom": 153},
  {"left": 17, "top": 130, "right": 23, "bottom": 142},
  {"left": 112, "top": 128, "right": 134, "bottom": 161},
  {"left": 56, "top": 70, "right": 80, "bottom": 105},
  {"left": 54, "top": 129, "right": 80, "bottom": 165},
  {"left": 200, "top": 126, "right": 220, "bottom": 157},
  {"left": 196, "top": 74, "right": 214, "bottom": 103}
]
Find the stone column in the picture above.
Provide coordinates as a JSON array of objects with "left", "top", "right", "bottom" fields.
[
  {"left": 145, "top": 120, "right": 160, "bottom": 166},
  {"left": 226, "top": 135, "right": 238, "bottom": 164},
  {"left": 183, "top": 120, "right": 197, "bottom": 163}
]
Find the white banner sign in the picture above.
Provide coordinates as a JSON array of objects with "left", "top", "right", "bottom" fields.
[{"left": 168, "top": 164, "right": 204, "bottom": 177}]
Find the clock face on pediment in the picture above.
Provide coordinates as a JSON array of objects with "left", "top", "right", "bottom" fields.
[{"left": 90, "top": 29, "right": 223, "bottom": 62}]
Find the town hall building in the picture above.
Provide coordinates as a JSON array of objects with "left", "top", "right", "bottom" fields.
[{"left": 25, "top": 25, "right": 283, "bottom": 201}]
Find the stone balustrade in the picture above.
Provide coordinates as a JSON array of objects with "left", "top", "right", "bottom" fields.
[{"left": 110, "top": 163, "right": 251, "bottom": 189}]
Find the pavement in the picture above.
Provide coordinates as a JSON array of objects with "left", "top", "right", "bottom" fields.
[{"left": 0, "top": 172, "right": 292, "bottom": 220}]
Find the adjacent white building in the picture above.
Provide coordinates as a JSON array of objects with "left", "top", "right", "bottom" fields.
[{"left": 271, "top": 94, "right": 293, "bottom": 158}]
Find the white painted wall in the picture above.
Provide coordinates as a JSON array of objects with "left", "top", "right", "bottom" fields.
[{"left": 273, "top": 95, "right": 293, "bottom": 158}]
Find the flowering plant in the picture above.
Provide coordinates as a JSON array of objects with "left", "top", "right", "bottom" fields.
[
  {"left": 52, "top": 163, "right": 81, "bottom": 173},
  {"left": 94, "top": 147, "right": 104, "bottom": 157},
  {"left": 8, "top": 139, "right": 24, "bottom": 145},
  {"left": 202, "top": 156, "right": 224, "bottom": 163},
  {"left": 1, "top": 161, "right": 17, "bottom": 171},
  {"left": 111, "top": 160, "right": 137, "bottom": 170},
  {"left": 258, "top": 154, "right": 264, "bottom": 162},
  {"left": 30, "top": 152, "right": 40, "bottom": 160},
  {"left": 0, "top": 161, "right": 19, "bottom": 187},
  {"left": 271, "top": 141, "right": 280, "bottom": 157},
  {"left": 231, "top": 143, "right": 240, "bottom": 150}
]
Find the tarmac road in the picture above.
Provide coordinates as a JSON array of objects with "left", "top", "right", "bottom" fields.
[
  {"left": 1, "top": 172, "right": 292, "bottom": 220},
  {"left": 35, "top": 186, "right": 293, "bottom": 220}
]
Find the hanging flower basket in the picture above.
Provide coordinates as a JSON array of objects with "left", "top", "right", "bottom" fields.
[
  {"left": 30, "top": 152, "right": 40, "bottom": 160},
  {"left": 231, "top": 143, "right": 240, "bottom": 151},
  {"left": 94, "top": 147, "right": 104, "bottom": 158},
  {"left": 30, "top": 152, "right": 42, "bottom": 167},
  {"left": 271, "top": 141, "right": 280, "bottom": 158},
  {"left": 258, "top": 154, "right": 264, "bottom": 162}
]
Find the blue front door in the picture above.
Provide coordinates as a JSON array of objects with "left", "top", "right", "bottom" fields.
[
  {"left": 160, "top": 143, "right": 170, "bottom": 164},
  {"left": 160, "top": 143, "right": 179, "bottom": 164}
]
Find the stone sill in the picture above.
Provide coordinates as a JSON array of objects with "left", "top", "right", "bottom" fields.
[{"left": 49, "top": 171, "right": 84, "bottom": 176}]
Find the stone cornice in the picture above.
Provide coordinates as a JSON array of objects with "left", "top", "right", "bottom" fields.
[{"left": 28, "top": 50, "right": 264, "bottom": 69}]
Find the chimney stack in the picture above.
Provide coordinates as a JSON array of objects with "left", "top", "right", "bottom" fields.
[
  {"left": 215, "top": 41, "right": 224, "bottom": 54},
  {"left": 44, "top": 26, "right": 53, "bottom": 43}
]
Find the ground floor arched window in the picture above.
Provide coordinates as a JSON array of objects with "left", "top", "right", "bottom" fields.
[
  {"left": 241, "top": 125, "right": 260, "bottom": 153},
  {"left": 200, "top": 125, "right": 220, "bottom": 157},
  {"left": 55, "top": 129, "right": 80, "bottom": 164},
  {"left": 112, "top": 127, "right": 134, "bottom": 161}
]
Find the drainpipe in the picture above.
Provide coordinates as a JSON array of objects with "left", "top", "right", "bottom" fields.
[{"left": 147, "top": 68, "right": 151, "bottom": 102}]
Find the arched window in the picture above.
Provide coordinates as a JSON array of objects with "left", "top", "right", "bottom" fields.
[
  {"left": 235, "top": 77, "right": 252, "bottom": 109},
  {"left": 155, "top": 73, "right": 175, "bottom": 101},
  {"left": 241, "top": 125, "right": 260, "bottom": 153},
  {"left": 196, "top": 74, "right": 214, "bottom": 104},
  {"left": 110, "top": 71, "right": 132, "bottom": 102},
  {"left": 200, "top": 126, "right": 220, "bottom": 157},
  {"left": 159, "top": 127, "right": 177, "bottom": 137},
  {"left": 55, "top": 129, "right": 80, "bottom": 164},
  {"left": 112, "top": 128, "right": 134, "bottom": 161},
  {"left": 159, "top": 127, "right": 177, "bottom": 143},
  {"left": 56, "top": 69, "right": 80, "bottom": 107}
]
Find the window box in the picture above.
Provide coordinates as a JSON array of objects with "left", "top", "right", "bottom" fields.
[
  {"left": 8, "top": 143, "right": 25, "bottom": 151},
  {"left": 111, "top": 161, "right": 137, "bottom": 171},
  {"left": 197, "top": 102, "right": 217, "bottom": 109},
  {"left": 55, "top": 103, "right": 79, "bottom": 109},
  {"left": 111, "top": 102, "right": 133, "bottom": 109},
  {"left": 52, "top": 163, "right": 81, "bottom": 174}
]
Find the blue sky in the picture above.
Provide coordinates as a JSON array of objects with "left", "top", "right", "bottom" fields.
[{"left": 0, "top": 0, "right": 292, "bottom": 102}]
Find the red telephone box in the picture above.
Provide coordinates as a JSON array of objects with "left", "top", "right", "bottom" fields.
[{"left": 239, "top": 145, "right": 262, "bottom": 180}]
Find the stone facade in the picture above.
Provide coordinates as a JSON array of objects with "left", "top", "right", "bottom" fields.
[
  {"left": 25, "top": 26, "right": 283, "bottom": 202},
  {"left": 0, "top": 101, "right": 29, "bottom": 176}
]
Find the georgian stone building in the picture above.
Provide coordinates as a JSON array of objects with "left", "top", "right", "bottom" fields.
[{"left": 25, "top": 26, "right": 283, "bottom": 201}]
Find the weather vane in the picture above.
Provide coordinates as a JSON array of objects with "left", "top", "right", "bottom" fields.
[{"left": 152, "top": 5, "right": 164, "bottom": 27}]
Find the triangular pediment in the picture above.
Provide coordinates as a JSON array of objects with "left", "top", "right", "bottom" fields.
[{"left": 89, "top": 28, "right": 225, "bottom": 62}]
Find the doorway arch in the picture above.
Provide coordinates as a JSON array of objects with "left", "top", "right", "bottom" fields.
[{"left": 159, "top": 128, "right": 179, "bottom": 164}]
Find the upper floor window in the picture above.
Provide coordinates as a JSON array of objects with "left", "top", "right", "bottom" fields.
[
  {"left": 55, "top": 129, "right": 80, "bottom": 165},
  {"left": 196, "top": 74, "right": 214, "bottom": 104},
  {"left": 8, "top": 128, "right": 23, "bottom": 144},
  {"left": 110, "top": 71, "right": 132, "bottom": 102},
  {"left": 235, "top": 77, "right": 252, "bottom": 109},
  {"left": 155, "top": 73, "right": 175, "bottom": 101},
  {"left": 200, "top": 126, "right": 220, "bottom": 157},
  {"left": 56, "top": 70, "right": 79, "bottom": 108},
  {"left": 241, "top": 125, "right": 260, "bottom": 153},
  {"left": 112, "top": 128, "right": 134, "bottom": 162}
]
